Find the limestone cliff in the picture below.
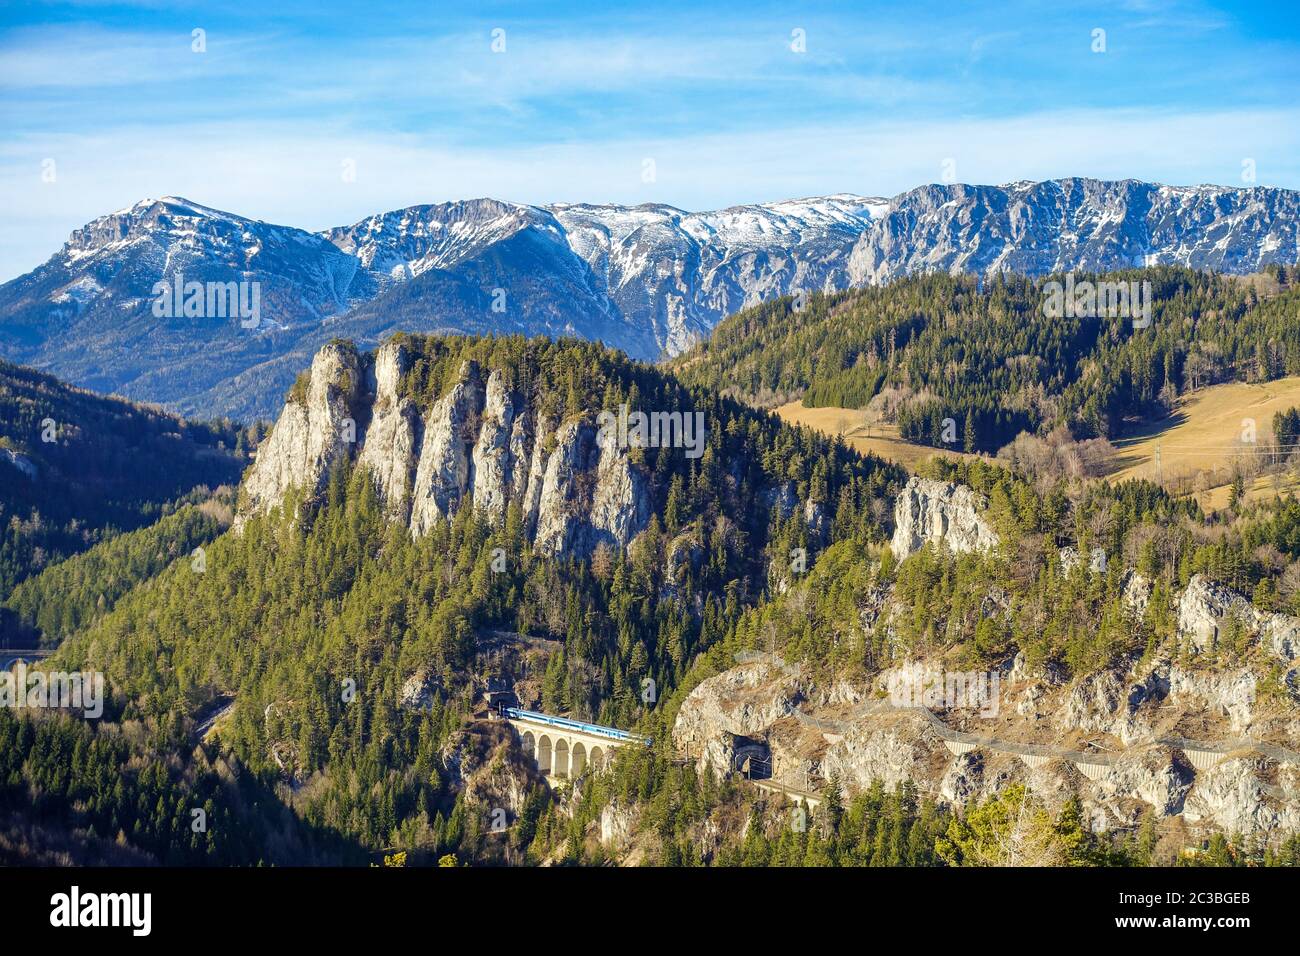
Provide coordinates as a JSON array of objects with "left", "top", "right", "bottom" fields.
[
  {"left": 672, "top": 659, "right": 806, "bottom": 776},
  {"left": 237, "top": 340, "right": 653, "bottom": 558},
  {"left": 891, "top": 476, "right": 999, "bottom": 560},
  {"left": 236, "top": 342, "right": 363, "bottom": 528},
  {"left": 1178, "top": 573, "right": 1300, "bottom": 662},
  {"left": 409, "top": 365, "right": 485, "bottom": 536},
  {"left": 443, "top": 721, "right": 548, "bottom": 843},
  {"left": 674, "top": 596, "right": 1300, "bottom": 840},
  {"left": 357, "top": 340, "right": 420, "bottom": 523}
]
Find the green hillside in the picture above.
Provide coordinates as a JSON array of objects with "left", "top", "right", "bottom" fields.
[
  {"left": 0, "top": 359, "right": 253, "bottom": 598},
  {"left": 672, "top": 266, "right": 1300, "bottom": 456}
]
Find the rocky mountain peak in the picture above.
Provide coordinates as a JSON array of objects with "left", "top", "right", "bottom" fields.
[
  {"left": 65, "top": 196, "right": 259, "bottom": 259},
  {"left": 321, "top": 198, "right": 557, "bottom": 286},
  {"left": 369, "top": 338, "right": 410, "bottom": 403}
]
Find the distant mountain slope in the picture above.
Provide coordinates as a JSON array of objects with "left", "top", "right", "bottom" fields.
[
  {"left": 671, "top": 265, "right": 1300, "bottom": 455},
  {"left": 548, "top": 194, "right": 886, "bottom": 354},
  {"left": 0, "top": 359, "right": 246, "bottom": 598},
  {"left": 2, "top": 498, "right": 231, "bottom": 649},
  {"left": 0, "top": 197, "right": 364, "bottom": 411},
  {"left": 845, "top": 179, "right": 1300, "bottom": 282},
  {"left": 330, "top": 204, "right": 660, "bottom": 361},
  {"left": 2, "top": 180, "right": 1297, "bottom": 421}
]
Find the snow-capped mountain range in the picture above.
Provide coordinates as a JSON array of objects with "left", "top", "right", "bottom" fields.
[{"left": 1, "top": 178, "right": 1297, "bottom": 421}]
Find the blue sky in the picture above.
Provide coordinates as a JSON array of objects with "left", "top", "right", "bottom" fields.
[{"left": 2, "top": 0, "right": 1298, "bottom": 280}]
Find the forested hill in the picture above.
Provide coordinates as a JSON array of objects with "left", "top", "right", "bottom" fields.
[
  {"left": 56, "top": 334, "right": 904, "bottom": 728},
  {"left": 670, "top": 265, "right": 1300, "bottom": 455},
  {"left": 0, "top": 360, "right": 251, "bottom": 598},
  {"left": 12, "top": 334, "right": 901, "bottom": 864}
]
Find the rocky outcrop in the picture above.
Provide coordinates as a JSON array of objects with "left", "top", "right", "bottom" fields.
[
  {"left": 1055, "top": 669, "right": 1153, "bottom": 745},
  {"left": 1121, "top": 570, "right": 1152, "bottom": 617},
  {"left": 939, "top": 751, "right": 984, "bottom": 805},
  {"left": 763, "top": 483, "right": 798, "bottom": 521},
  {"left": 599, "top": 803, "right": 640, "bottom": 850},
  {"left": 523, "top": 419, "right": 651, "bottom": 558},
  {"left": 819, "top": 713, "right": 945, "bottom": 792},
  {"left": 1059, "top": 546, "right": 1107, "bottom": 575},
  {"left": 590, "top": 437, "right": 653, "bottom": 551},
  {"left": 444, "top": 722, "right": 547, "bottom": 829},
  {"left": 803, "top": 498, "right": 829, "bottom": 541},
  {"left": 357, "top": 341, "right": 420, "bottom": 521},
  {"left": 1167, "top": 664, "right": 1257, "bottom": 735},
  {"left": 237, "top": 342, "right": 653, "bottom": 559},
  {"left": 470, "top": 370, "right": 519, "bottom": 523},
  {"left": 674, "top": 647, "right": 1300, "bottom": 840},
  {"left": 409, "top": 364, "right": 485, "bottom": 536},
  {"left": 530, "top": 421, "right": 591, "bottom": 554},
  {"left": 237, "top": 342, "right": 363, "bottom": 527},
  {"left": 665, "top": 531, "right": 705, "bottom": 585},
  {"left": 1047, "top": 658, "right": 1260, "bottom": 747},
  {"left": 1178, "top": 574, "right": 1300, "bottom": 662},
  {"left": 763, "top": 483, "right": 830, "bottom": 540},
  {"left": 891, "top": 476, "right": 999, "bottom": 560},
  {"left": 672, "top": 660, "right": 803, "bottom": 778},
  {"left": 399, "top": 668, "right": 441, "bottom": 712},
  {"left": 1183, "top": 758, "right": 1300, "bottom": 836},
  {"left": 1089, "top": 749, "right": 1193, "bottom": 819},
  {"left": 662, "top": 541, "right": 1300, "bottom": 841}
]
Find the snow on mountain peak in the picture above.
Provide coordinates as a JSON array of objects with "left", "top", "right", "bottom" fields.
[{"left": 7, "top": 177, "right": 1299, "bottom": 421}]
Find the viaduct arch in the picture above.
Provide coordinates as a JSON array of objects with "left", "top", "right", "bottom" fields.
[{"left": 505, "top": 708, "right": 650, "bottom": 783}]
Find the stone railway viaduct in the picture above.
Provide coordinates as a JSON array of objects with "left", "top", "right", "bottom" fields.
[{"left": 502, "top": 708, "right": 652, "bottom": 782}]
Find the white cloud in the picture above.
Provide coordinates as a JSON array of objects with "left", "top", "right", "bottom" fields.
[{"left": 0, "top": 24, "right": 269, "bottom": 88}]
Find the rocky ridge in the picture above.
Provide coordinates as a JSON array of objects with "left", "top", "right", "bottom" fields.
[
  {"left": 674, "top": 642, "right": 1300, "bottom": 839},
  {"left": 674, "top": 476, "right": 1300, "bottom": 840},
  {"left": 236, "top": 340, "right": 653, "bottom": 558}
]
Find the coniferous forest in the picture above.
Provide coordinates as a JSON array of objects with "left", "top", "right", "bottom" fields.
[{"left": 674, "top": 266, "right": 1299, "bottom": 453}]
